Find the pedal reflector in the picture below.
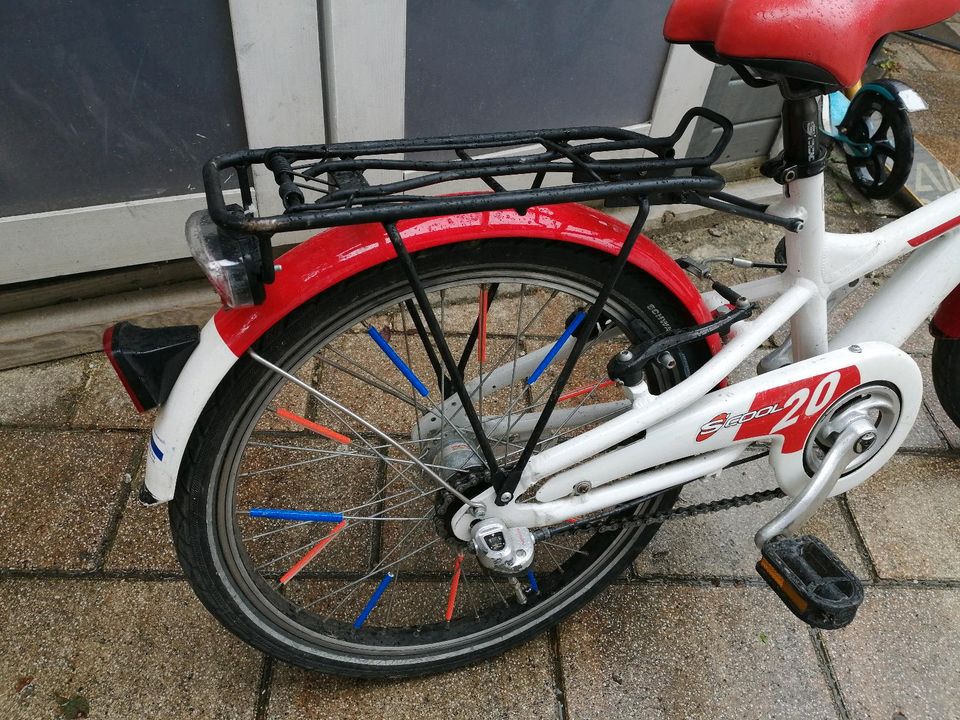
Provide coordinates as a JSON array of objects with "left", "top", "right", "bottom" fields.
[{"left": 756, "top": 535, "right": 863, "bottom": 630}]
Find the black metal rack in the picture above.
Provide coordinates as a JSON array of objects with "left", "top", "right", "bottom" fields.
[{"left": 202, "top": 107, "right": 801, "bottom": 237}]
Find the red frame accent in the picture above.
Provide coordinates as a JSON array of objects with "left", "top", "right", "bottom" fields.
[
  {"left": 213, "top": 203, "right": 720, "bottom": 359},
  {"left": 102, "top": 324, "right": 147, "bottom": 413},
  {"left": 908, "top": 215, "right": 960, "bottom": 248}
]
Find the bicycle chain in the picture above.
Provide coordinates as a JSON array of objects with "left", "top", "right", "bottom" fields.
[{"left": 539, "top": 487, "right": 786, "bottom": 539}]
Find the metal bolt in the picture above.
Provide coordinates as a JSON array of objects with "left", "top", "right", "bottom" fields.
[
  {"left": 499, "top": 492, "right": 513, "bottom": 503},
  {"left": 658, "top": 351, "right": 677, "bottom": 370},
  {"left": 573, "top": 481, "right": 592, "bottom": 495},
  {"left": 274, "top": 264, "right": 283, "bottom": 272},
  {"left": 618, "top": 350, "right": 634, "bottom": 362},
  {"left": 849, "top": 345, "right": 862, "bottom": 353},
  {"left": 854, "top": 431, "right": 877, "bottom": 454}
]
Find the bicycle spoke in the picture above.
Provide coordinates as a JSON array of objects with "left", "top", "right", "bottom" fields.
[
  {"left": 249, "top": 349, "right": 479, "bottom": 508},
  {"left": 382, "top": 222, "right": 501, "bottom": 476},
  {"left": 502, "top": 283, "right": 526, "bottom": 463},
  {"left": 322, "top": 347, "right": 432, "bottom": 414},
  {"left": 221, "top": 261, "right": 682, "bottom": 651}
]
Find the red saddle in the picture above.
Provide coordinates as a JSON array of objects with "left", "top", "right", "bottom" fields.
[{"left": 664, "top": 0, "right": 960, "bottom": 88}]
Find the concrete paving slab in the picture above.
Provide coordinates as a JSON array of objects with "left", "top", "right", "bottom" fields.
[
  {"left": 822, "top": 587, "right": 960, "bottom": 720},
  {"left": 900, "top": 403, "right": 948, "bottom": 452},
  {"left": 558, "top": 583, "right": 838, "bottom": 720},
  {"left": 104, "top": 465, "right": 181, "bottom": 573},
  {"left": 634, "top": 460, "right": 872, "bottom": 579},
  {"left": 0, "top": 357, "right": 88, "bottom": 427},
  {"left": 844, "top": 453, "right": 960, "bottom": 581},
  {"left": 0, "top": 430, "right": 138, "bottom": 571},
  {"left": 266, "top": 634, "right": 557, "bottom": 720},
  {"left": 71, "top": 355, "right": 155, "bottom": 430},
  {"left": 0, "top": 578, "right": 262, "bottom": 719},
  {"left": 828, "top": 273, "right": 935, "bottom": 358},
  {"left": 251, "top": 357, "right": 318, "bottom": 432}
]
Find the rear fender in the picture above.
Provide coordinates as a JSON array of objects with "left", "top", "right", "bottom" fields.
[{"left": 144, "top": 204, "right": 717, "bottom": 503}]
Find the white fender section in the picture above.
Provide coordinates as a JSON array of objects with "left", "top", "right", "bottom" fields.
[{"left": 143, "top": 320, "right": 239, "bottom": 503}]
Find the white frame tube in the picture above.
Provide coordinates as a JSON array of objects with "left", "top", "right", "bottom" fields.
[{"left": 485, "top": 180, "right": 960, "bottom": 525}]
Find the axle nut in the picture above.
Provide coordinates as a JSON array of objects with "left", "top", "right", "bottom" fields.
[{"left": 854, "top": 432, "right": 877, "bottom": 454}]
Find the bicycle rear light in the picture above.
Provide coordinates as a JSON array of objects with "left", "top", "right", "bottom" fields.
[
  {"left": 102, "top": 322, "right": 200, "bottom": 412},
  {"left": 185, "top": 209, "right": 266, "bottom": 308}
]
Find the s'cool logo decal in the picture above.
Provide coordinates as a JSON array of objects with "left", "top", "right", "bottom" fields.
[
  {"left": 696, "top": 366, "right": 862, "bottom": 452},
  {"left": 696, "top": 405, "right": 783, "bottom": 442}
]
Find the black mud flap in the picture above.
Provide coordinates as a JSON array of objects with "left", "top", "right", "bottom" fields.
[{"left": 103, "top": 322, "right": 200, "bottom": 412}]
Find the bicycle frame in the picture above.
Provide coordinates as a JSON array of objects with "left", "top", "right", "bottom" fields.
[
  {"left": 449, "top": 175, "right": 960, "bottom": 538},
  {"left": 134, "top": 106, "right": 960, "bottom": 540}
]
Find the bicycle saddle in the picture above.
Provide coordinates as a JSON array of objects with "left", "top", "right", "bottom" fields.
[{"left": 664, "top": 0, "right": 960, "bottom": 89}]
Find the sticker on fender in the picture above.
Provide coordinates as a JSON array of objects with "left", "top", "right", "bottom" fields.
[{"left": 696, "top": 366, "right": 862, "bottom": 452}]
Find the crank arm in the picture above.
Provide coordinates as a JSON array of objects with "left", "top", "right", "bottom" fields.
[{"left": 754, "top": 416, "right": 876, "bottom": 548}]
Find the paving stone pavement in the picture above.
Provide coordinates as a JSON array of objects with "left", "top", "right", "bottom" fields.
[{"left": 3, "top": 138, "right": 960, "bottom": 720}]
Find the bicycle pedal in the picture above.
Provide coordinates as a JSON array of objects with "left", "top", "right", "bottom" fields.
[{"left": 756, "top": 535, "right": 863, "bottom": 630}]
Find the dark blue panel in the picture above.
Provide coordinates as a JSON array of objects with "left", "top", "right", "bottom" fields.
[
  {"left": 406, "top": 0, "right": 672, "bottom": 140},
  {"left": 0, "top": 0, "right": 247, "bottom": 215}
]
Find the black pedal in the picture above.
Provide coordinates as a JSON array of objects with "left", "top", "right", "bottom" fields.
[{"left": 756, "top": 535, "right": 863, "bottom": 630}]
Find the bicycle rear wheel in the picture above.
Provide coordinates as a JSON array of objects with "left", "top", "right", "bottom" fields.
[{"left": 170, "top": 237, "right": 709, "bottom": 677}]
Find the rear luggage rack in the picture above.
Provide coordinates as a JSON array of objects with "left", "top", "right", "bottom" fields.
[
  {"left": 202, "top": 107, "right": 799, "bottom": 238},
  {"left": 194, "top": 106, "right": 804, "bottom": 503}
]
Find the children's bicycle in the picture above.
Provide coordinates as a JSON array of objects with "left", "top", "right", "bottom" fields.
[{"left": 104, "top": 0, "right": 960, "bottom": 677}]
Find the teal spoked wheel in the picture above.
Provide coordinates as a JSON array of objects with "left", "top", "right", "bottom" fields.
[{"left": 841, "top": 85, "right": 914, "bottom": 200}]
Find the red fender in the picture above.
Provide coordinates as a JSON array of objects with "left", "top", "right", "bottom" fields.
[
  {"left": 213, "top": 203, "right": 719, "bottom": 357},
  {"left": 932, "top": 284, "right": 960, "bottom": 338}
]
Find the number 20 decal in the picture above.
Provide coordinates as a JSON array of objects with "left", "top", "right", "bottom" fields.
[
  {"left": 770, "top": 371, "right": 842, "bottom": 434},
  {"left": 731, "top": 366, "right": 862, "bottom": 453}
]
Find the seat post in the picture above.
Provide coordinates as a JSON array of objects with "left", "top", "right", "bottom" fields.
[{"left": 781, "top": 97, "right": 823, "bottom": 177}]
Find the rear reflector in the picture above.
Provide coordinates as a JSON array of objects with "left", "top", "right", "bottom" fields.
[{"left": 103, "top": 322, "right": 200, "bottom": 412}]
